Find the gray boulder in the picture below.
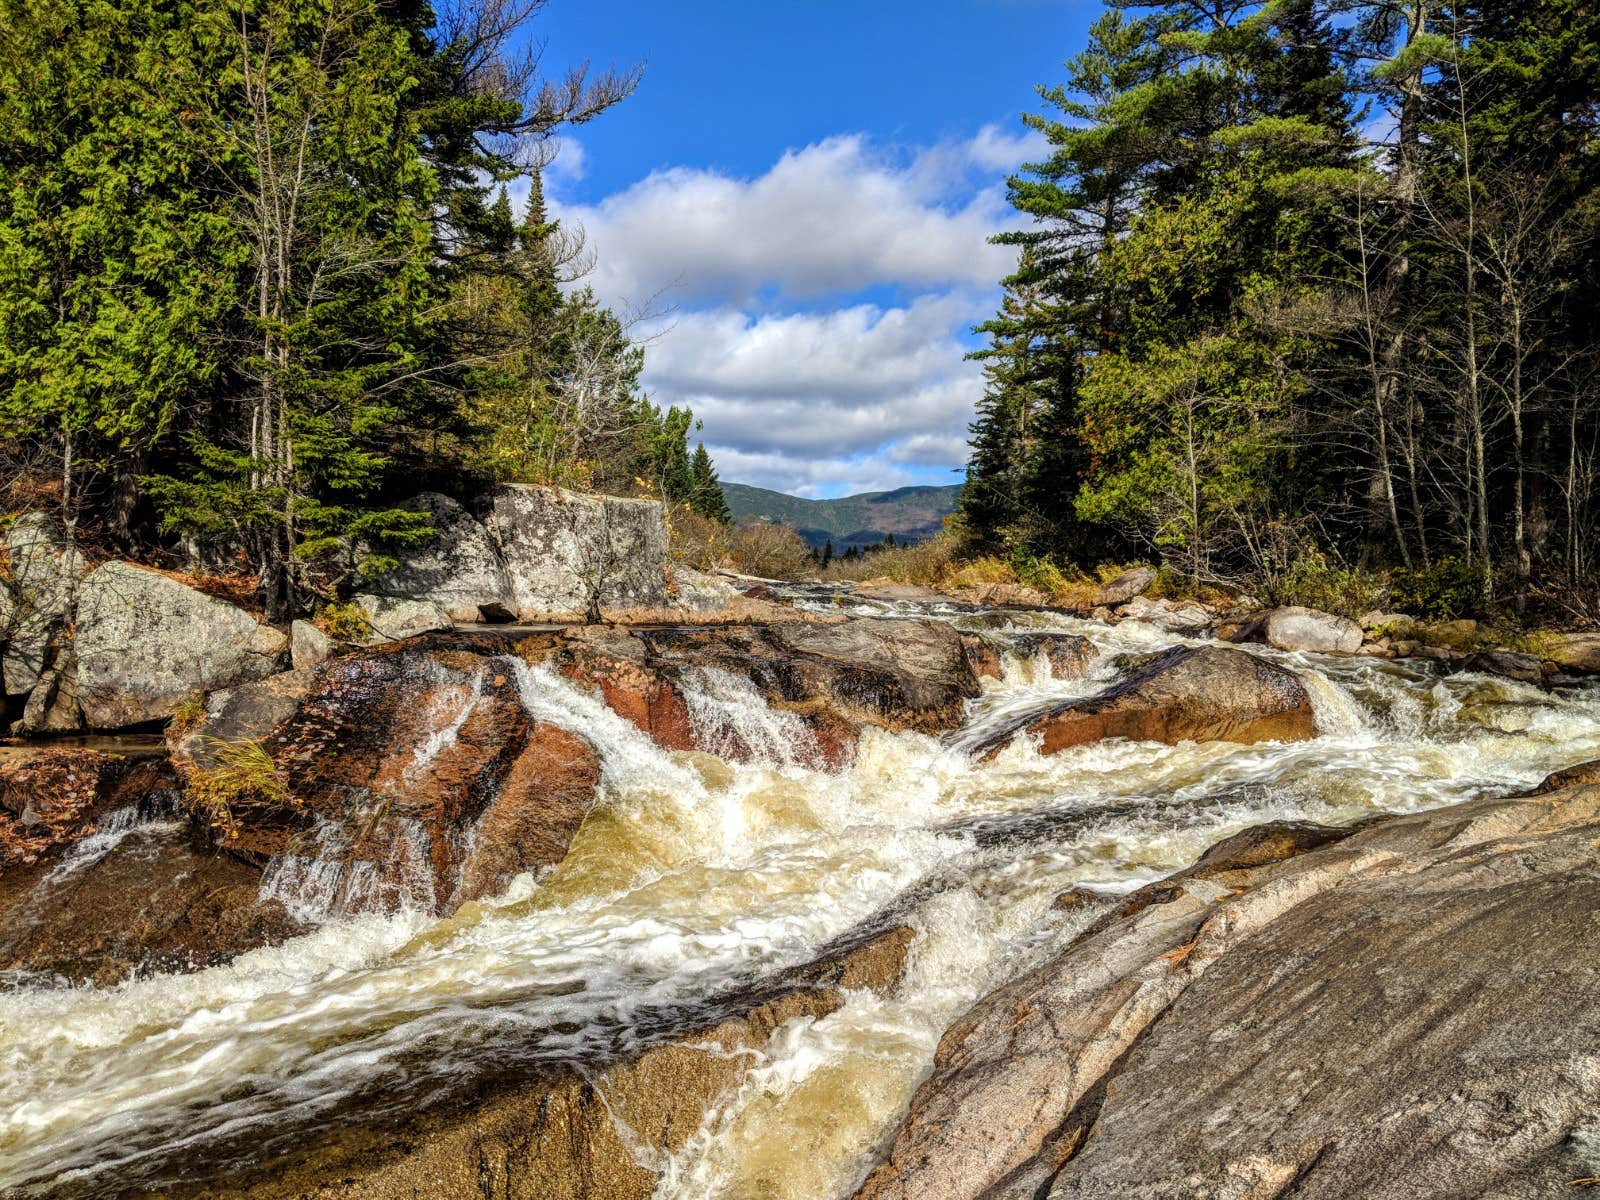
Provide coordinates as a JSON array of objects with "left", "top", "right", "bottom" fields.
[
  {"left": 489, "top": 484, "right": 671, "bottom": 620},
  {"left": 1118, "top": 595, "right": 1211, "bottom": 635},
  {"left": 75, "top": 562, "right": 288, "bottom": 728},
  {"left": 290, "top": 619, "right": 333, "bottom": 671},
  {"left": 1263, "top": 604, "right": 1363, "bottom": 654},
  {"left": 669, "top": 564, "right": 738, "bottom": 614},
  {"left": 1092, "top": 566, "right": 1156, "bottom": 607},
  {"left": 1545, "top": 631, "right": 1600, "bottom": 673},
  {"left": 368, "top": 493, "right": 515, "bottom": 621},
  {"left": 17, "top": 644, "right": 83, "bottom": 733},
  {"left": 857, "top": 784, "right": 1600, "bottom": 1200},
  {"left": 3, "top": 513, "right": 86, "bottom": 695},
  {"left": 353, "top": 593, "right": 451, "bottom": 642}
]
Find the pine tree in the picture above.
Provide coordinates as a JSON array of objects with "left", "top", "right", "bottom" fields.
[{"left": 689, "top": 442, "right": 731, "bottom": 522}]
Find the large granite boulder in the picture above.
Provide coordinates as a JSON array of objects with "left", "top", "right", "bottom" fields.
[
  {"left": 490, "top": 484, "right": 672, "bottom": 620},
  {"left": 1263, "top": 604, "right": 1363, "bottom": 654},
  {"left": 2, "top": 512, "right": 86, "bottom": 695},
  {"left": 367, "top": 492, "right": 515, "bottom": 621},
  {"left": 74, "top": 562, "right": 288, "bottom": 728},
  {"left": 857, "top": 782, "right": 1600, "bottom": 1200},
  {"left": 1544, "top": 631, "right": 1600, "bottom": 673},
  {"left": 975, "top": 645, "right": 1314, "bottom": 757}
]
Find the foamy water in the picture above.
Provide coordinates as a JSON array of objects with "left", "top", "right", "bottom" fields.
[{"left": 3, "top": 601, "right": 1599, "bottom": 1198}]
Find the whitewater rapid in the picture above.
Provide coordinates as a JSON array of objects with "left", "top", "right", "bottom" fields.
[{"left": 4, "top": 599, "right": 1600, "bottom": 1198}]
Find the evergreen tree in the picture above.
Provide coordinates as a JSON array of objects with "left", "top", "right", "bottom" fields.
[{"left": 689, "top": 442, "right": 731, "bottom": 522}]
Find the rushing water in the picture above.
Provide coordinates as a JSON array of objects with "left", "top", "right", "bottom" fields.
[{"left": 4, "top": 598, "right": 1600, "bottom": 1198}]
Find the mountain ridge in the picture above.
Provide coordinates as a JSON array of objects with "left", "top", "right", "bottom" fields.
[{"left": 722, "top": 481, "right": 962, "bottom": 549}]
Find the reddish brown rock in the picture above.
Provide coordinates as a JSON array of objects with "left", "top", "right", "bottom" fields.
[
  {"left": 976, "top": 646, "right": 1314, "bottom": 757},
  {"left": 0, "top": 821, "right": 305, "bottom": 986},
  {"left": 453, "top": 723, "right": 601, "bottom": 904}
]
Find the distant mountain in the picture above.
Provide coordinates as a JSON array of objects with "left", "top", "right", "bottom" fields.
[{"left": 722, "top": 482, "right": 963, "bottom": 550}]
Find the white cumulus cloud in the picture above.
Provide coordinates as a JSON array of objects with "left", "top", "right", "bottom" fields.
[{"left": 548, "top": 128, "right": 1031, "bottom": 495}]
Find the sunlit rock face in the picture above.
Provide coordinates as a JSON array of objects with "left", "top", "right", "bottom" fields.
[
  {"left": 858, "top": 781, "right": 1600, "bottom": 1200},
  {"left": 973, "top": 644, "right": 1315, "bottom": 757},
  {"left": 75, "top": 561, "right": 288, "bottom": 727}
]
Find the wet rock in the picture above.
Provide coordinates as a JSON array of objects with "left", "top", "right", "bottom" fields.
[
  {"left": 1543, "top": 631, "right": 1600, "bottom": 673},
  {"left": 960, "top": 633, "right": 1005, "bottom": 680},
  {"left": 75, "top": 562, "right": 288, "bottom": 728},
  {"left": 1, "top": 749, "right": 175, "bottom": 867},
  {"left": 353, "top": 592, "right": 451, "bottom": 642},
  {"left": 1461, "top": 648, "right": 1546, "bottom": 685},
  {"left": 368, "top": 492, "right": 516, "bottom": 621},
  {"left": 856, "top": 785, "right": 1600, "bottom": 1200},
  {"left": 171, "top": 924, "right": 917, "bottom": 1200},
  {"left": 290, "top": 619, "right": 332, "bottom": 671},
  {"left": 556, "top": 626, "right": 696, "bottom": 751},
  {"left": 1184, "top": 819, "right": 1352, "bottom": 878},
  {"left": 452, "top": 723, "right": 600, "bottom": 904},
  {"left": 0, "top": 820, "right": 306, "bottom": 987},
  {"left": 2, "top": 512, "right": 86, "bottom": 696},
  {"left": 976, "top": 646, "right": 1314, "bottom": 757},
  {"left": 1213, "top": 611, "right": 1267, "bottom": 643},
  {"left": 491, "top": 484, "right": 672, "bottom": 620},
  {"left": 164, "top": 638, "right": 600, "bottom": 914},
  {"left": 1007, "top": 633, "right": 1098, "bottom": 681},
  {"left": 1092, "top": 566, "right": 1156, "bottom": 607},
  {"left": 764, "top": 619, "right": 979, "bottom": 733},
  {"left": 1263, "top": 605, "right": 1363, "bottom": 654},
  {"left": 1530, "top": 758, "right": 1600, "bottom": 793}
]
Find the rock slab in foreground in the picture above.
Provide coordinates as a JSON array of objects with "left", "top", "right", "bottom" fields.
[
  {"left": 857, "top": 780, "right": 1600, "bottom": 1200},
  {"left": 978, "top": 645, "right": 1314, "bottom": 756}
]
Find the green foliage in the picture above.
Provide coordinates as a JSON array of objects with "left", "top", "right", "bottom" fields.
[
  {"left": 1267, "top": 550, "right": 1388, "bottom": 618},
  {"left": 315, "top": 601, "right": 372, "bottom": 642},
  {"left": 964, "top": 0, "right": 1600, "bottom": 611},
  {"left": 1388, "top": 558, "right": 1483, "bottom": 621}
]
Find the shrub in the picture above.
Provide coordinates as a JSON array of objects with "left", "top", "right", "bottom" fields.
[
  {"left": 1265, "top": 550, "right": 1388, "bottom": 618},
  {"left": 667, "top": 505, "right": 732, "bottom": 570},
  {"left": 316, "top": 601, "right": 372, "bottom": 642},
  {"left": 726, "top": 521, "right": 814, "bottom": 580},
  {"left": 819, "top": 531, "right": 967, "bottom": 585},
  {"left": 1388, "top": 557, "right": 1480, "bottom": 620}
]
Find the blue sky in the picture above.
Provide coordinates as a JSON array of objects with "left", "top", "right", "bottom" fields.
[{"left": 523, "top": 0, "right": 1098, "bottom": 497}]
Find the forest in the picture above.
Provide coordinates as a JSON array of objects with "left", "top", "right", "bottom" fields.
[
  {"left": 962, "top": 0, "right": 1600, "bottom": 618},
  {"left": 0, "top": 0, "right": 729, "bottom": 619}
]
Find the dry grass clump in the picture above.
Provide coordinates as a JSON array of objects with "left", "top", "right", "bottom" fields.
[{"left": 185, "top": 739, "right": 298, "bottom": 835}]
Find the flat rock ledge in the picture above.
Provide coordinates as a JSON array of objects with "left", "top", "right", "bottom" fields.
[{"left": 856, "top": 774, "right": 1600, "bottom": 1200}]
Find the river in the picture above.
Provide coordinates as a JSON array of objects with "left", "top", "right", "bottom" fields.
[{"left": 4, "top": 595, "right": 1599, "bottom": 1198}]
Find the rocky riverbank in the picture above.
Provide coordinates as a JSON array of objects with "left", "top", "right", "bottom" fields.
[{"left": 6, "top": 501, "right": 1600, "bottom": 1199}]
